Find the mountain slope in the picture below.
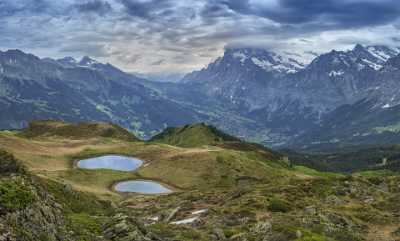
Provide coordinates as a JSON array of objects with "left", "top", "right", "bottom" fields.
[
  {"left": 283, "top": 144, "right": 400, "bottom": 173},
  {"left": 181, "top": 47, "right": 302, "bottom": 111},
  {"left": 20, "top": 120, "right": 139, "bottom": 141},
  {"left": 179, "top": 44, "right": 400, "bottom": 147},
  {"left": 0, "top": 49, "right": 204, "bottom": 138}
]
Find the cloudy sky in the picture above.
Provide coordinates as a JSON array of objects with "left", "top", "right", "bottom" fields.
[{"left": 1, "top": 0, "right": 400, "bottom": 74}]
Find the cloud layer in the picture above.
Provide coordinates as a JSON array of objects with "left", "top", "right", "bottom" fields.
[{"left": 1, "top": 0, "right": 400, "bottom": 74}]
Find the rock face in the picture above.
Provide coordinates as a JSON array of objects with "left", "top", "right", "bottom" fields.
[
  {"left": 179, "top": 44, "right": 400, "bottom": 148},
  {"left": 104, "top": 214, "right": 164, "bottom": 241},
  {"left": 0, "top": 151, "right": 71, "bottom": 240}
]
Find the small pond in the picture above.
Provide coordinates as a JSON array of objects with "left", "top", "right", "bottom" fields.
[
  {"left": 77, "top": 155, "right": 143, "bottom": 171},
  {"left": 114, "top": 180, "right": 173, "bottom": 194}
]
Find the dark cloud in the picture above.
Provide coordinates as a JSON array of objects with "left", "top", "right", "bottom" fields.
[
  {"left": 0, "top": 2, "right": 20, "bottom": 18},
  {"left": 0, "top": 0, "right": 49, "bottom": 18},
  {"left": 150, "top": 59, "right": 165, "bottom": 65},
  {"left": 219, "top": 0, "right": 251, "bottom": 15},
  {"left": 75, "top": 0, "right": 112, "bottom": 16},
  {"left": 220, "top": 0, "right": 400, "bottom": 28},
  {"left": 59, "top": 42, "right": 109, "bottom": 58},
  {"left": 118, "top": 0, "right": 173, "bottom": 19},
  {"left": 201, "top": 1, "right": 232, "bottom": 18},
  {"left": 1, "top": 0, "right": 400, "bottom": 73},
  {"left": 392, "top": 37, "right": 400, "bottom": 43},
  {"left": 0, "top": 0, "right": 113, "bottom": 19}
]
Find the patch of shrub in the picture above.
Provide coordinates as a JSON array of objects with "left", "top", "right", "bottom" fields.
[
  {"left": 0, "top": 181, "right": 35, "bottom": 211},
  {"left": 367, "top": 176, "right": 384, "bottom": 185},
  {"left": 268, "top": 198, "right": 291, "bottom": 213},
  {"left": 180, "top": 229, "right": 202, "bottom": 240},
  {"left": 43, "top": 179, "right": 112, "bottom": 215},
  {"left": 68, "top": 213, "right": 102, "bottom": 237},
  {"left": 0, "top": 150, "right": 25, "bottom": 174}
]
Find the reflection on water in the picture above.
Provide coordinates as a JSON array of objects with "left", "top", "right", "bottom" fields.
[
  {"left": 115, "top": 180, "right": 172, "bottom": 194},
  {"left": 77, "top": 155, "right": 143, "bottom": 171}
]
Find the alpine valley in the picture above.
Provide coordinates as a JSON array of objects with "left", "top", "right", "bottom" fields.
[
  {"left": 4, "top": 0, "right": 400, "bottom": 240},
  {"left": 2, "top": 44, "right": 400, "bottom": 150},
  {"left": 1, "top": 44, "right": 400, "bottom": 241}
]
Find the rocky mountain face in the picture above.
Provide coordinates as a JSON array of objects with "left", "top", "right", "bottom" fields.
[
  {"left": 0, "top": 50, "right": 204, "bottom": 138},
  {"left": 285, "top": 46, "right": 400, "bottom": 150},
  {"left": 181, "top": 48, "right": 304, "bottom": 110},
  {"left": 0, "top": 150, "right": 71, "bottom": 240},
  {"left": 179, "top": 44, "right": 400, "bottom": 148}
]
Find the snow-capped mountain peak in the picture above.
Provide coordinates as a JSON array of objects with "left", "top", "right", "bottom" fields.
[
  {"left": 225, "top": 47, "right": 306, "bottom": 74},
  {"left": 307, "top": 44, "right": 400, "bottom": 73},
  {"left": 353, "top": 44, "right": 400, "bottom": 70},
  {"left": 307, "top": 49, "right": 355, "bottom": 73},
  {"left": 365, "top": 45, "right": 400, "bottom": 62}
]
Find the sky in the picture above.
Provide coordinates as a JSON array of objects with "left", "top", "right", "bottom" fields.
[{"left": 1, "top": 0, "right": 400, "bottom": 74}]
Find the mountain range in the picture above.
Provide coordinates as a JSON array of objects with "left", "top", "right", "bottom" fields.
[
  {"left": 1, "top": 44, "right": 400, "bottom": 150},
  {"left": 175, "top": 44, "right": 400, "bottom": 149},
  {"left": 0, "top": 49, "right": 205, "bottom": 138}
]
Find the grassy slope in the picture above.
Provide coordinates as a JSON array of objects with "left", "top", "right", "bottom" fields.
[
  {"left": 150, "top": 123, "right": 240, "bottom": 147},
  {"left": 0, "top": 122, "right": 297, "bottom": 199},
  {"left": 0, "top": 121, "right": 399, "bottom": 240},
  {"left": 20, "top": 120, "right": 139, "bottom": 141},
  {"left": 0, "top": 130, "right": 290, "bottom": 198}
]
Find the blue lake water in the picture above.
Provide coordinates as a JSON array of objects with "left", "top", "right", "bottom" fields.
[
  {"left": 77, "top": 155, "right": 143, "bottom": 171},
  {"left": 114, "top": 180, "right": 172, "bottom": 194}
]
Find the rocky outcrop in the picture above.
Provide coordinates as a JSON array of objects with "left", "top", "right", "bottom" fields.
[
  {"left": 104, "top": 213, "right": 165, "bottom": 241},
  {"left": 0, "top": 175, "right": 71, "bottom": 241},
  {"left": 0, "top": 150, "right": 69, "bottom": 240}
]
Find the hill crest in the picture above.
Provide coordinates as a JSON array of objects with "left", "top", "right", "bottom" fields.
[
  {"left": 150, "top": 123, "right": 240, "bottom": 147},
  {"left": 20, "top": 120, "right": 139, "bottom": 141}
]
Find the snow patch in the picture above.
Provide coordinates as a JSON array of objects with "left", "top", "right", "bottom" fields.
[
  {"left": 329, "top": 70, "right": 345, "bottom": 77},
  {"left": 191, "top": 209, "right": 208, "bottom": 215},
  {"left": 366, "top": 47, "right": 390, "bottom": 62},
  {"left": 361, "top": 58, "right": 382, "bottom": 70},
  {"left": 366, "top": 46, "right": 400, "bottom": 62},
  {"left": 251, "top": 56, "right": 300, "bottom": 73},
  {"left": 230, "top": 48, "right": 307, "bottom": 73},
  {"left": 232, "top": 52, "right": 247, "bottom": 64},
  {"left": 251, "top": 57, "right": 273, "bottom": 70},
  {"left": 171, "top": 217, "right": 199, "bottom": 225}
]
